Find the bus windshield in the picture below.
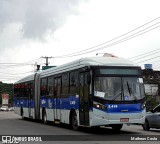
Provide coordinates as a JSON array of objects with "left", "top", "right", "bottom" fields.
[{"left": 94, "top": 77, "right": 145, "bottom": 101}]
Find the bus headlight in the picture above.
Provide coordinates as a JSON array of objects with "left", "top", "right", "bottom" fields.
[
  {"left": 141, "top": 102, "right": 146, "bottom": 110},
  {"left": 93, "top": 101, "right": 107, "bottom": 110}
]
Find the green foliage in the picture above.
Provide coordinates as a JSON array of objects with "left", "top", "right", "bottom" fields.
[
  {"left": 145, "top": 95, "right": 159, "bottom": 112},
  {"left": 0, "top": 81, "right": 13, "bottom": 106}
]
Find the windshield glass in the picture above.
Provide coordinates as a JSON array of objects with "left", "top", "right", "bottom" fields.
[{"left": 94, "top": 77, "right": 145, "bottom": 101}]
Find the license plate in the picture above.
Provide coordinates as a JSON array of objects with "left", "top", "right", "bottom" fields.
[{"left": 120, "top": 118, "right": 129, "bottom": 122}]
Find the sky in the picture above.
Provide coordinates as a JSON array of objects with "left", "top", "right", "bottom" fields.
[{"left": 0, "top": 0, "right": 160, "bottom": 83}]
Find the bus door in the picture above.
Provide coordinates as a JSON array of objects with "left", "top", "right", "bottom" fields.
[
  {"left": 54, "top": 77, "right": 61, "bottom": 122},
  {"left": 79, "top": 72, "right": 90, "bottom": 126}
]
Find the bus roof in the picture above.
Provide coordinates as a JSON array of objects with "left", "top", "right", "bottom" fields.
[{"left": 15, "top": 56, "right": 139, "bottom": 84}]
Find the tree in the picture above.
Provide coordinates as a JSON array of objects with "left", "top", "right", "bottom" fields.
[{"left": 145, "top": 95, "right": 159, "bottom": 111}]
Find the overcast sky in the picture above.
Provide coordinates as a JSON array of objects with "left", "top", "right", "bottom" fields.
[{"left": 0, "top": 0, "right": 160, "bottom": 83}]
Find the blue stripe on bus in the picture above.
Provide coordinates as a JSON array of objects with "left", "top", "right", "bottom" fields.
[
  {"left": 14, "top": 96, "right": 79, "bottom": 110},
  {"left": 14, "top": 97, "right": 35, "bottom": 108},
  {"left": 14, "top": 96, "right": 143, "bottom": 113},
  {"left": 40, "top": 96, "right": 79, "bottom": 110},
  {"left": 106, "top": 103, "right": 142, "bottom": 113}
]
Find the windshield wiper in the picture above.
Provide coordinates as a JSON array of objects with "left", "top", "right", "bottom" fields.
[
  {"left": 112, "top": 92, "right": 122, "bottom": 101},
  {"left": 127, "top": 82, "right": 137, "bottom": 100},
  {"left": 112, "top": 78, "right": 124, "bottom": 101}
]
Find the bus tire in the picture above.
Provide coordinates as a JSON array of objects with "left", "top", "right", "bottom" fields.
[
  {"left": 142, "top": 120, "right": 150, "bottom": 131},
  {"left": 111, "top": 124, "right": 123, "bottom": 131},
  {"left": 42, "top": 110, "right": 47, "bottom": 124},
  {"left": 71, "top": 111, "right": 79, "bottom": 131}
]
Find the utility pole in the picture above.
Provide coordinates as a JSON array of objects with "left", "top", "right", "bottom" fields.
[{"left": 41, "top": 56, "right": 53, "bottom": 66}]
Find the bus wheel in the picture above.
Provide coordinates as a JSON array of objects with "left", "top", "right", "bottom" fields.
[
  {"left": 71, "top": 111, "right": 79, "bottom": 130},
  {"left": 42, "top": 110, "right": 47, "bottom": 124},
  {"left": 142, "top": 120, "right": 150, "bottom": 131},
  {"left": 111, "top": 124, "right": 123, "bottom": 131}
]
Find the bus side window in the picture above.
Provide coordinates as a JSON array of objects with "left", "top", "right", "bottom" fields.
[
  {"left": 54, "top": 78, "right": 57, "bottom": 97},
  {"left": 70, "top": 71, "right": 78, "bottom": 95},
  {"left": 17, "top": 84, "right": 20, "bottom": 97},
  {"left": 57, "top": 77, "right": 61, "bottom": 97},
  {"left": 41, "top": 78, "right": 48, "bottom": 96},
  {"left": 21, "top": 83, "right": 25, "bottom": 98},
  {"left": 28, "top": 82, "right": 34, "bottom": 99},
  {"left": 48, "top": 76, "right": 54, "bottom": 96},
  {"left": 19, "top": 83, "right": 24, "bottom": 98},
  {"left": 54, "top": 77, "right": 61, "bottom": 97},
  {"left": 62, "top": 73, "right": 69, "bottom": 97},
  {"left": 14, "top": 84, "right": 20, "bottom": 98},
  {"left": 24, "top": 83, "right": 28, "bottom": 98}
]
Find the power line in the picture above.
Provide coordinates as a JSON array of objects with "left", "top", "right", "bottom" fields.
[
  {"left": 55, "top": 24, "right": 160, "bottom": 58},
  {"left": 137, "top": 55, "right": 160, "bottom": 64},
  {"left": 1, "top": 18, "right": 160, "bottom": 82},
  {"left": 0, "top": 71, "right": 33, "bottom": 76},
  {"left": 0, "top": 57, "right": 41, "bottom": 66},
  {"left": 53, "top": 17, "right": 160, "bottom": 58},
  {"left": 139, "top": 58, "right": 160, "bottom": 67},
  {"left": 129, "top": 48, "right": 160, "bottom": 65},
  {"left": 0, "top": 58, "right": 41, "bottom": 83},
  {"left": 0, "top": 64, "right": 34, "bottom": 68},
  {"left": 0, "top": 58, "right": 43, "bottom": 69},
  {"left": 143, "top": 59, "right": 160, "bottom": 65},
  {"left": 18, "top": 57, "right": 42, "bottom": 65},
  {"left": 129, "top": 48, "right": 160, "bottom": 60},
  {"left": 131, "top": 50, "right": 160, "bottom": 61}
]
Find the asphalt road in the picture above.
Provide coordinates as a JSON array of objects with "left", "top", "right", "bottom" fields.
[{"left": 0, "top": 111, "right": 160, "bottom": 144}]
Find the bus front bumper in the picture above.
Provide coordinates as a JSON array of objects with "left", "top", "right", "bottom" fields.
[{"left": 90, "top": 108, "right": 146, "bottom": 126}]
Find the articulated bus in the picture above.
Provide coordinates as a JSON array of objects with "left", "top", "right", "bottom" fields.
[{"left": 14, "top": 55, "right": 146, "bottom": 130}]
